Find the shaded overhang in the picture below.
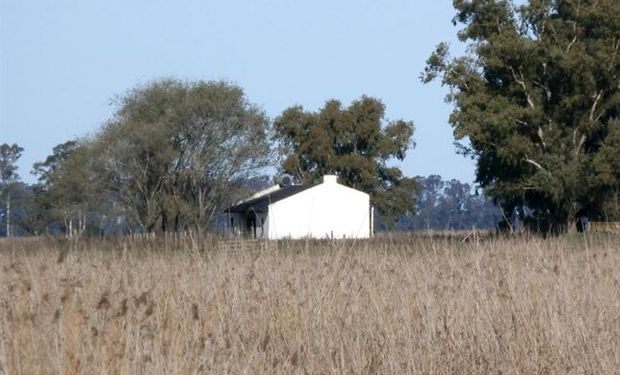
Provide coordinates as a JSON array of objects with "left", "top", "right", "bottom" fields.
[{"left": 226, "top": 185, "right": 311, "bottom": 213}]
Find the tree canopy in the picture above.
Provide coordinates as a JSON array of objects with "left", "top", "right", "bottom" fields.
[
  {"left": 32, "top": 140, "right": 103, "bottom": 236},
  {"left": 0, "top": 144, "right": 23, "bottom": 185},
  {"left": 0, "top": 143, "right": 24, "bottom": 236},
  {"left": 97, "top": 79, "right": 272, "bottom": 232},
  {"left": 273, "top": 96, "right": 416, "bottom": 224},
  {"left": 392, "top": 175, "right": 501, "bottom": 231},
  {"left": 423, "top": 0, "right": 620, "bottom": 231}
]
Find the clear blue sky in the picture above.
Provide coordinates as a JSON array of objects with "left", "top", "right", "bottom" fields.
[{"left": 0, "top": 0, "right": 476, "bottom": 184}]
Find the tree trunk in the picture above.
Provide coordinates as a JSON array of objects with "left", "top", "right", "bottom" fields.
[
  {"left": 161, "top": 208, "right": 168, "bottom": 233},
  {"left": 174, "top": 213, "right": 180, "bottom": 233},
  {"left": 565, "top": 200, "right": 579, "bottom": 234},
  {"left": 78, "top": 210, "right": 84, "bottom": 236},
  {"left": 5, "top": 194, "right": 10, "bottom": 237},
  {"left": 146, "top": 222, "right": 155, "bottom": 233}
]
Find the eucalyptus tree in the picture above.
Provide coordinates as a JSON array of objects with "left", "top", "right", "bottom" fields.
[
  {"left": 33, "top": 140, "right": 105, "bottom": 236},
  {"left": 0, "top": 143, "right": 23, "bottom": 236},
  {"left": 273, "top": 96, "right": 416, "bottom": 224},
  {"left": 423, "top": 0, "right": 620, "bottom": 231}
]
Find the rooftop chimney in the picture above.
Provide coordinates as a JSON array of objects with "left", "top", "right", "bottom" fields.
[{"left": 323, "top": 175, "right": 338, "bottom": 184}]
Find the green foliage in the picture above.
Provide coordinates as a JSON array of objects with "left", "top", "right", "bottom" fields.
[
  {"left": 591, "top": 119, "right": 620, "bottom": 220},
  {"left": 0, "top": 143, "right": 24, "bottom": 237},
  {"left": 0, "top": 143, "right": 23, "bottom": 184},
  {"left": 273, "top": 96, "right": 416, "bottom": 224},
  {"left": 32, "top": 140, "right": 105, "bottom": 235},
  {"left": 98, "top": 79, "right": 272, "bottom": 232},
  {"left": 423, "top": 0, "right": 620, "bottom": 231},
  {"left": 22, "top": 80, "right": 272, "bottom": 235},
  {"left": 32, "top": 140, "right": 79, "bottom": 184},
  {"left": 391, "top": 175, "right": 501, "bottom": 231}
]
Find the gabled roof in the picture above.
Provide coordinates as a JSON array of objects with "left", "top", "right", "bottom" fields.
[{"left": 226, "top": 185, "right": 311, "bottom": 213}]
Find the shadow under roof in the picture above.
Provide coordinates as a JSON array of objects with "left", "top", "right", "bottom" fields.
[{"left": 226, "top": 185, "right": 312, "bottom": 213}]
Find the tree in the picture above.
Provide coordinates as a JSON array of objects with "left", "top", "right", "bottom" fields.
[
  {"left": 273, "top": 96, "right": 416, "bottom": 224},
  {"left": 0, "top": 143, "right": 24, "bottom": 237},
  {"left": 14, "top": 183, "right": 50, "bottom": 236},
  {"left": 0, "top": 182, "right": 42, "bottom": 236},
  {"left": 98, "top": 79, "right": 271, "bottom": 232},
  {"left": 591, "top": 119, "right": 620, "bottom": 220},
  {"left": 405, "top": 175, "right": 500, "bottom": 231},
  {"left": 33, "top": 140, "right": 105, "bottom": 236},
  {"left": 439, "top": 179, "right": 471, "bottom": 229},
  {"left": 423, "top": 0, "right": 620, "bottom": 232},
  {"left": 416, "top": 175, "right": 445, "bottom": 229}
]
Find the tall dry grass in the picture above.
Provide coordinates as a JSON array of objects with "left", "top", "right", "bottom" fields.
[{"left": 0, "top": 234, "right": 618, "bottom": 374}]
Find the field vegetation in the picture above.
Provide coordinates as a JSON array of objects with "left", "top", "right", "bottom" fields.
[{"left": 0, "top": 234, "right": 618, "bottom": 374}]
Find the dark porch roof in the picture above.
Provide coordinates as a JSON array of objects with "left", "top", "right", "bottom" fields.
[{"left": 226, "top": 185, "right": 311, "bottom": 213}]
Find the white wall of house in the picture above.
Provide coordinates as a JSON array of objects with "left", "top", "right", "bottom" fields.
[{"left": 267, "top": 175, "right": 370, "bottom": 239}]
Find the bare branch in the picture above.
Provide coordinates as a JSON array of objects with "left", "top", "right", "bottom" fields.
[
  {"left": 524, "top": 157, "right": 546, "bottom": 172},
  {"left": 566, "top": 23, "right": 578, "bottom": 53},
  {"left": 590, "top": 90, "right": 603, "bottom": 122},
  {"left": 537, "top": 127, "right": 546, "bottom": 149},
  {"left": 510, "top": 66, "right": 535, "bottom": 108},
  {"left": 515, "top": 119, "right": 528, "bottom": 126},
  {"left": 575, "top": 134, "right": 587, "bottom": 158},
  {"left": 532, "top": 80, "right": 551, "bottom": 102}
]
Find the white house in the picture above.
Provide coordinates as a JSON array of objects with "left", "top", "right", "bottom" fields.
[{"left": 226, "top": 175, "right": 372, "bottom": 239}]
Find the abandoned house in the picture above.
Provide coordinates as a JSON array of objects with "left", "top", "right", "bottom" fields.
[{"left": 226, "top": 175, "right": 372, "bottom": 239}]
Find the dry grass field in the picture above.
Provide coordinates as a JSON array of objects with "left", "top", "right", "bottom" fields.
[{"left": 0, "top": 234, "right": 618, "bottom": 374}]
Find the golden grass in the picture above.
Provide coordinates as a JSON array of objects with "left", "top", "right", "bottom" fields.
[{"left": 0, "top": 234, "right": 618, "bottom": 374}]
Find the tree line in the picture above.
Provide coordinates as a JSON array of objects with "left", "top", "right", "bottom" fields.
[
  {"left": 0, "top": 80, "right": 418, "bottom": 236},
  {"left": 2, "top": 0, "right": 619, "bottom": 236},
  {"left": 399, "top": 175, "right": 501, "bottom": 232}
]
